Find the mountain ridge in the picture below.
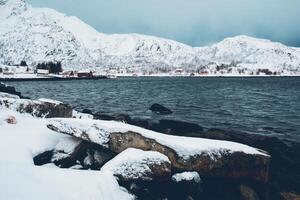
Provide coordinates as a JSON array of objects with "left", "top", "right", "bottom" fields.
[{"left": 1, "top": 0, "right": 300, "bottom": 75}]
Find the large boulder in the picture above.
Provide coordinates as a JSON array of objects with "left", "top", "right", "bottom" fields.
[
  {"left": 47, "top": 118, "right": 270, "bottom": 182},
  {"left": 0, "top": 97, "right": 73, "bottom": 118},
  {"left": 149, "top": 103, "right": 173, "bottom": 115},
  {"left": 281, "top": 192, "right": 300, "bottom": 200},
  {"left": 101, "top": 148, "right": 171, "bottom": 182}
]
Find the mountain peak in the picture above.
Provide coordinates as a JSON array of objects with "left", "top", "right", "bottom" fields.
[{"left": 0, "top": 0, "right": 27, "bottom": 18}]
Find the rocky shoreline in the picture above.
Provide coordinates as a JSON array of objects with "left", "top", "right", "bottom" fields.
[
  {"left": 79, "top": 108, "right": 300, "bottom": 200},
  {"left": 1, "top": 83, "right": 300, "bottom": 200}
]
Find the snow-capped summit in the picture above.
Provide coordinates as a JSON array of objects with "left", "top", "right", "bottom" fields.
[
  {"left": 0, "top": 0, "right": 27, "bottom": 19},
  {"left": 197, "top": 35, "right": 300, "bottom": 75},
  {"left": 0, "top": 0, "right": 300, "bottom": 75}
]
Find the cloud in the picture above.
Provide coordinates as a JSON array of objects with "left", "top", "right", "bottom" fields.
[{"left": 28, "top": 0, "right": 300, "bottom": 47}]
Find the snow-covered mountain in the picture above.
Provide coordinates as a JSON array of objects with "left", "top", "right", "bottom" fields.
[{"left": 1, "top": 0, "right": 300, "bottom": 75}]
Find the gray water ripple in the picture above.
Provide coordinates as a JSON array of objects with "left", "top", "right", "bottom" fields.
[{"left": 6, "top": 76, "right": 300, "bottom": 142}]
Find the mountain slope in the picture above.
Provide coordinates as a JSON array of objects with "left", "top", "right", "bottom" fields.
[{"left": 0, "top": 0, "right": 300, "bottom": 75}]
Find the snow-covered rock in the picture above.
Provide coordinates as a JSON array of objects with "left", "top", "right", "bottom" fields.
[
  {"left": 0, "top": 0, "right": 299, "bottom": 75},
  {"left": 172, "top": 172, "right": 201, "bottom": 183},
  {"left": 0, "top": 106, "right": 133, "bottom": 200},
  {"left": 102, "top": 148, "right": 171, "bottom": 181},
  {"left": 47, "top": 118, "right": 270, "bottom": 182},
  {"left": 0, "top": 96, "right": 72, "bottom": 118}
]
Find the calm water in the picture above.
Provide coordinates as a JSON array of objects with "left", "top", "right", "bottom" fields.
[{"left": 7, "top": 77, "right": 300, "bottom": 142}]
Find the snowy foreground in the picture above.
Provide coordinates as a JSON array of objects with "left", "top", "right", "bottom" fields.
[
  {"left": 0, "top": 109, "right": 134, "bottom": 200},
  {"left": 0, "top": 90, "right": 270, "bottom": 199}
]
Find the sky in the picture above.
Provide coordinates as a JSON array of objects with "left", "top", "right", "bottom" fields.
[{"left": 28, "top": 0, "right": 300, "bottom": 47}]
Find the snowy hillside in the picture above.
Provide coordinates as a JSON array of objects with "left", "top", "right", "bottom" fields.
[{"left": 1, "top": 0, "right": 300, "bottom": 75}]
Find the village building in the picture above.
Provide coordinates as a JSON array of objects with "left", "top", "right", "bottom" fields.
[
  {"left": 37, "top": 69, "right": 49, "bottom": 75},
  {"left": 77, "top": 70, "right": 93, "bottom": 78}
]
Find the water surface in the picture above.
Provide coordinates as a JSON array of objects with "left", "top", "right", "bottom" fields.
[{"left": 7, "top": 77, "right": 300, "bottom": 142}]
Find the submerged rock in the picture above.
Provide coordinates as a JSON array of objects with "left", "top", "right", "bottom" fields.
[
  {"left": 149, "top": 103, "right": 173, "bottom": 115},
  {"left": 47, "top": 118, "right": 270, "bottom": 182}
]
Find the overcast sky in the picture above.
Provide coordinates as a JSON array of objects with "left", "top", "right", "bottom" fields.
[{"left": 28, "top": 0, "right": 300, "bottom": 47}]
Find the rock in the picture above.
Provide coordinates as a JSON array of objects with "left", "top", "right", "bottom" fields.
[
  {"left": 93, "top": 149, "right": 115, "bottom": 168},
  {"left": 0, "top": 92, "right": 20, "bottom": 99},
  {"left": 81, "top": 109, "right": 93, "bottom": 115},
  {"left": 0, "top": 82, "right": 22, "bottom": 98},
  {"left": 93, "top": 112, "right": 116, "bottom": 121},
  {"left": 186, "top": 196, "right": 195, "bottom": 200},
  {"left": 239, "top": 184, "right": 260, "bottom": 200},
  {"left": 5, "top": 115, "right": 17, "bottom": 124},
  {"left": 83, "top": 150, "right": 94, "bottom": 169},
  {"left": 93, "top": 112, "right": 132, "bottom": 123},
  {"left": 131, "top": 118, "right": 150, "bottom": 129},
  {"left": 113, "top": 114, "right": 132, "bottom": 123},
  {"left": 109, "top": 131, "right": 270, "bottom": 183},
  {"left": 0, "top": 98, "right": 73, "bottom": 118},
  {"left": 101, "top": 148, "right": 171, "bottom": 182},
  {"left": 47, "top": 118, "right": 270, "bottom": 182},
  {"left": 202, "top": 129, "right": 300, "bottom": 194},
  {"left": 281, "top": 192, "right": 300, "bottom": 200},
  {"left": 34, "top": 139, "right": 84, "bottom": 168},
  {"left": 151, "top": 119, "right": 203, "bottom": 135},
  {"left": 149, "top": 103, "right": 173, "bottom": 115},
  {"left": 33, "top": 151, "right": 53, "bottom": 166}
]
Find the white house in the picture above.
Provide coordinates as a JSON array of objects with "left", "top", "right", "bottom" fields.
[{"left": 37, "top": 69, "right": 49, "bottom": 75}]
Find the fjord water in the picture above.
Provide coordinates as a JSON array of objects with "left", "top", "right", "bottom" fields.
[{"left": 8, "top": 77, "right": 300, "bottom": 142}]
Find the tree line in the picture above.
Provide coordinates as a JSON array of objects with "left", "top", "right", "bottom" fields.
[{"left": 36, "top": 61, "right": 63, "bottom": 74}]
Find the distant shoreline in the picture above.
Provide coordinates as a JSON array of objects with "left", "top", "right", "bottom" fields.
[
  {"left": 1, "top": 74, "right": 300, "bottom": 82},
  {"left": 0, "top": 76, "right": 108, "bottom": 82}
]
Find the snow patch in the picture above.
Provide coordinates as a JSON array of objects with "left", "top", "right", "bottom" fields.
[{"left": 172, "top": 172, "right": 201, "bottom": 183}]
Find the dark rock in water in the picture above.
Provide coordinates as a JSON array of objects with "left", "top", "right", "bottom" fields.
[
  {"left": 149, "top": 103, "right": 173, "bottom": 115},
  {"left": 0, "top": 82, "right": 23, "bottom": 98},
  {"left": 93, "top": 112, "right": 132, "bottom": 123},
  {"left": 150, "top": 119, "right": 204, "bottom": 135},
  {"left": 81, "top": 109, "right": 93, "bottom": 115},
  {"left": 131, "top": 118, "right": 150, "bottom": 129},
  {"left": 202, "top": 129, "right": 300, "bottom": 195},
  {"left": 93, "top": 113, "right": 116, "bottom": 121},
  {"left": 113, "top": 114, "right": 132, "bottom": 123}
]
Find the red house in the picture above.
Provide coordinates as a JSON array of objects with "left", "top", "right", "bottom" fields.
[{"left": 77, "top": 70, "right": 93, "bottom": 78}]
